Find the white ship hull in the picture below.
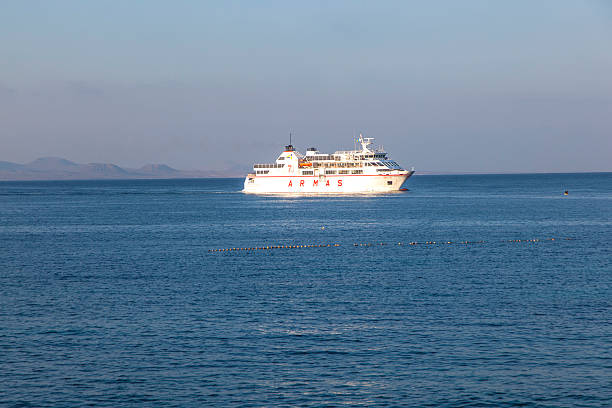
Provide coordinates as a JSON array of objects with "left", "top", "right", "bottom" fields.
[{"left": 243, "top": 171, "right": 414, "bottom": 194}]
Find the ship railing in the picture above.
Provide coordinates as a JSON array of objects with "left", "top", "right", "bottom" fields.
[
  {"left": 253, "top": 163, "right": 285, "bottom": 169},
  {"left": 335, "top": 149, "right": 386, "bottom": 155},
  {"left": 305, "top": 155, "right": 338, "bottom": 161}
]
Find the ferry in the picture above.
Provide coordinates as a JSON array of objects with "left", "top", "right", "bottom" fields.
[{"left": 243, "top": 134, "right": 415, "bottom": 194}]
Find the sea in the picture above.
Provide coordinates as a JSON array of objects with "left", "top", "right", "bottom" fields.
[{"left": 1, "top": 173, "right": 610, "bottom": 407}]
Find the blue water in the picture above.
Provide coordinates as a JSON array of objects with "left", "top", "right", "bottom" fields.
[{"left": 1, "top": 174, "right": 611, "bottom": 407}]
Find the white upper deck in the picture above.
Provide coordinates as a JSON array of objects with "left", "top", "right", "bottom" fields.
[{"left": 250, "top": 134, "right": 409, "bottom": 176}]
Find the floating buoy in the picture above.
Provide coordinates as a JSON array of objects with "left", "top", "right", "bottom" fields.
[{"left": 209, "top": 237, "right": 572, "bottom": 254}]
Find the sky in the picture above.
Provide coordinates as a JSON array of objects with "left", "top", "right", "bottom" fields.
[{"left": 1, "top": 0, "right": 611, "bottom": 173}]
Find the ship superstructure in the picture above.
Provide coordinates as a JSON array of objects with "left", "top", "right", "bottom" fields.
[{"left": 243, "top": 134, "right": 415, "bottom": 194}]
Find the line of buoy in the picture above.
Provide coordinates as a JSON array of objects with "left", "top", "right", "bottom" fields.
[{"left": 208, "top": 238, "right": 571, "bottom": 253}]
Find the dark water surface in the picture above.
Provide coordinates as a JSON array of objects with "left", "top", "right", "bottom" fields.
[{"left": 1, "top": 174, "right": 611, "bottom": 407}]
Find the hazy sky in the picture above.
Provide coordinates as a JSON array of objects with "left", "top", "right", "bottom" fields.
[{"left": 1, "top": 1, "right": 611, "bottom": 172}]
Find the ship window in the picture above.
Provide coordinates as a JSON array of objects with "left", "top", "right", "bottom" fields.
[
  {"left": 352, "top": 170, "right": 363, "bottom": 174},
  {"left": 302, "top": 170, "right": 313, "bottom": 175},
  {"left": 325, "top": 170, "right": 336, "bottom": 175},
  {"left": 387, "top": 181, "right": 393, "bottom": 185},
  {"left": 339, "top": 170, "right": 350, "bottom": 174},
  {"left": 255, "top": 163, "right": 280, "bottom": 168}
]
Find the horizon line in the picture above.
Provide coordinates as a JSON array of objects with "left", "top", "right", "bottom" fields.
[{"left": 1, "top": 170, "right": 611, "bottom": 183}]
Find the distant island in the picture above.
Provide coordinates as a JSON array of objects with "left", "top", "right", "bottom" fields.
[{"left": 0, "top": 157, "right": 247, "bottom": 180}]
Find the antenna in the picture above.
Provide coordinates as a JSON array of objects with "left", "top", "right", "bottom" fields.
[{"left": 284, "top": 130, "right": 296, "bottom": 151}]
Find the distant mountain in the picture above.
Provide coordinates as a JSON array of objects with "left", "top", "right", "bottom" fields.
[
  {"left": 137, "top": 164, "right": 179, "bottom": 175},
  {"left": 0, "top": 161, "right": 25, "bottom": 171},
  {"left": 0, "top": 158, "right": 244, "bottom": 180},
  {"left": 27, "top": 157, "right": 79, "bottom": 171},
  {"left": 86, "top": 163, "right": 130, "bottom": 176}
]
